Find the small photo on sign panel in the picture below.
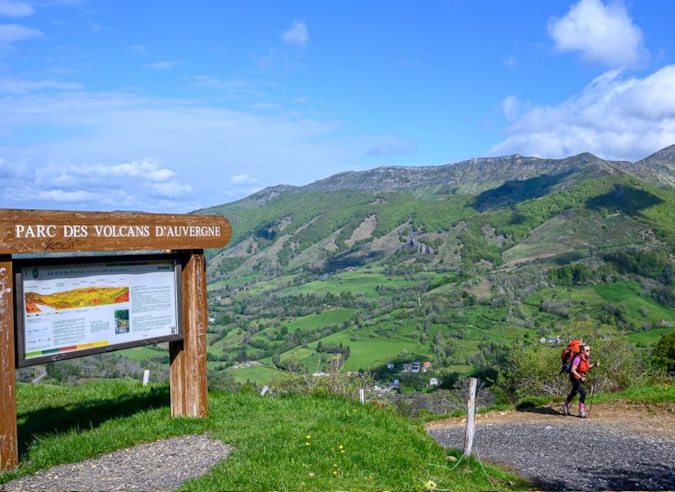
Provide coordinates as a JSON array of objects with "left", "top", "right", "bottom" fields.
[{"left": 115, "top": 309, "right": 130, "bottom": 334}]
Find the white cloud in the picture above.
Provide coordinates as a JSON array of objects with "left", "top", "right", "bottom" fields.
[
  {"left": 151, "top": 181, "right": 193, "bottom": 199},
  {"left": 0, "top": 23, "right": 42, "bottom": 43},
  {"left": 366, "top": 139, "right": 416, "bottom": 158},
  {"left": 38, "top": 189, "right": 98, "bottom": 202},
  {"left": 490, "top": 66, "right": 675, "bottom": 161},
  {"left": 192, "top": 75, "right": 249, "bottom": 91},
  {"left": 0, "top": 156, "right": 194, "bottom": 211},
  {"left": 0, "top": 0, "right": 34, "bottom": 17},
  {"left": 0, "top": 156, "right": 32, "bottom": 178},
  {"left": 0, "top": 77, "right": 84, "bottom": 94},
  {"left": 503, "top": 56, "right": 517, "bottom": 68},
  {"left": 128, "top": 44, "right": 149, "bottom": 55},
  {"left": 500, "top": 96, "right": 519, "bottom": 121},
  {"left": 548, "top": 0, "right": 647, "bottom": 68},
  {"left": 230, "top": 174, "right": 258, "bottom": 184},
  {"left": 145, "top": 61, "right": 177, "bottom": 70},
  {"left": 0, "top": 90, "right": 362, "bottom": 212},
  {"left": 70, "top": 159, "right": 176, "bottom": 182},
  {"left": 282, "top": 20, "right": 309, "bottom": 47}
]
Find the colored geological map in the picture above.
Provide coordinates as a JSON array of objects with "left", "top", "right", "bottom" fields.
[{"left": 25, "top": 287, "right": 130, "bottom": 313}]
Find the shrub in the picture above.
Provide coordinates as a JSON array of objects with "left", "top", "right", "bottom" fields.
[
  {"left": 269, "top": 355, "right": 369, "bottom": 400},
  {"left": 652, "top": 332, "right": 675, "bottom": 372},
  {"left": 498, "top": 321, "right": 644, "bottom": 397}
]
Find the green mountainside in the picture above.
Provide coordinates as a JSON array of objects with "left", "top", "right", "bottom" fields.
[{"left": 193, "top": 145, "right": 675, "bottom": 388}]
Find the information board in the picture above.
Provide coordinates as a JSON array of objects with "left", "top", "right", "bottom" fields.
[{"left": 14, "top": 254, "right": 182, "bottom": 366}]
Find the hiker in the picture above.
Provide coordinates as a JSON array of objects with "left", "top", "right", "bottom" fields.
[{"left": 561, "top": 344, "right": 600, "bottom": 418}]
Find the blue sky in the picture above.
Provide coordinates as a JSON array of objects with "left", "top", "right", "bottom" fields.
[{"left": 1, "top": 0, "right": 675, "bottom": 213}]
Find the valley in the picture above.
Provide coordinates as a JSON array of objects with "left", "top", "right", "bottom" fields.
[
  {"left": 34, "top": 146, "right": 675, "bottom": 399},
  {"left": 192, "top": 146, "right": 675, "bottom": 393}
]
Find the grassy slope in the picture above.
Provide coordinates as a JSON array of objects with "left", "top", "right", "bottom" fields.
[
  {"left": 523, "top": 281, "right": 675, "bottom": 345},
  {"left": 197, "top": 173, "right": 675, "bottom": 386},
  {"left": 0, "top": 380, "right": 528, "bottom": 492}
]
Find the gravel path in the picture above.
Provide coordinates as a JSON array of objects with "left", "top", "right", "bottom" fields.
[
  {"left": 0, "top": 435, "right": 231, "bottom": 492},
  {"left": 429, "top": 419, "right": 675, "bottom": 491}
]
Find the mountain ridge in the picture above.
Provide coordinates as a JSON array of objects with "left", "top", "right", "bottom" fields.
[{"left": 221, "top": 145, "right": 675, "bottom": 207}]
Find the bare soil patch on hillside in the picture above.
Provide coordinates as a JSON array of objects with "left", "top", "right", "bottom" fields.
[{"left": 345, "top": 214, "right": 377, "bottom": 246}]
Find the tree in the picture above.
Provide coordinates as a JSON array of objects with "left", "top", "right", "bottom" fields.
[{"left": 652, "top": 332, "right": 675, "bottom": 372}]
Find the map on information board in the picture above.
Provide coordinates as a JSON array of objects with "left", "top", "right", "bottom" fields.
[{"left": 19, "top": 258, "right": 179, "bottom": 362}]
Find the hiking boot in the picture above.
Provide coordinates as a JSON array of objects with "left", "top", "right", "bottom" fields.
[
  {"left": 561, "top": 403, "right": 569, "bottom": 416},
  {"left": 579, "top": 409, "right": 587, "bottom": 418}
]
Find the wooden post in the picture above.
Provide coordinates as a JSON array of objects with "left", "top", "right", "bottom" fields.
[
  {"left": 170, "top": 250, "right": 209, "bottom": 418},
  {"left": 462, "top": 377, "right": 477, "bottom": 458},
  {"left": 0, "top": 256, "right": 18, "bottom": 469},
  {"left": 169, "top": 339, "right": 186, "bottom": 416}
]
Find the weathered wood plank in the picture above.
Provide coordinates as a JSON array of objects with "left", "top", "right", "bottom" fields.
[
  {"left": 0, "top": 209, "right": 231, "bottom": 254},
  {"left": 0, "top": 256, "right": 18, "bottom": 469},
  {"left": 169, "top": 340, "right": 186, "bottom": 417},
  {"left": 181, "top": 250, "right": 209, "bottom": 418}
]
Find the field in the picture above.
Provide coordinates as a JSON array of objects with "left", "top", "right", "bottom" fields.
[
  {"left": 284, "top": 270, "right": 437, "bottom": 299},
  {"left": 225, "top": 364, "right": 282, "bottom": 384},
  {"left": 523, "top": 282, "right": 675, "bottom": 343}
]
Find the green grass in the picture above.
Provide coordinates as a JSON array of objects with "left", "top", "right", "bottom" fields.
[
  {"left": 591, "top": 381, "right": 675, "bottom": 404},
  {"left": 122, "top": 345, "right": 168, "bottom": 361},
  {"left": 0, "top": 380, "right": 529, "bottom": 491},
  {"left": 225, "top": 364, "right": 282, "bottom": 384},
  {"left": 281, "top": 309, "right": 356, "bottom": 333},
  {"left": 524, "top": 282, "right": 675, "bottom": 343},
  {"left": 325, "top": 333, "right": 421, "bottom": 371},
  {"left": 626, "top": 326, "right": 675, "bottom": 345}
]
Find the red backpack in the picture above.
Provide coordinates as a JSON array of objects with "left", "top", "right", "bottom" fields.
[{"left": 560, "top": 339, "right": 582, "bottom": 374}]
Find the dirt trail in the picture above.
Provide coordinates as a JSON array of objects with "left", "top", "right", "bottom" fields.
[
  {"left": 426, "top": 401, "right": 675, "bottom": 491},
  {"left": 425, "top": 400, "right": 675, "bottom": 437}
]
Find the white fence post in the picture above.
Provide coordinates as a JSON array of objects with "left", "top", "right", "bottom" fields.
[
  {"left": 462, "top": 377, "right": 477, "bottom": 458},
  {"left": 142, "top": 369, "right": 150, "bottom": 386}
]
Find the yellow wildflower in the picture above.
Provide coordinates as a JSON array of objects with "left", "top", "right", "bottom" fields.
[{"left": 425, "top": 480, "right": 437, "bottom": 490}]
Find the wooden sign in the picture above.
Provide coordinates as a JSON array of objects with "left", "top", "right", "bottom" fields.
[
  {"left": 0, "top": 209, "right": 232, "bottom": 254},
  {"left": 0, "top": 208, "right": 231, "bottom": 470}
]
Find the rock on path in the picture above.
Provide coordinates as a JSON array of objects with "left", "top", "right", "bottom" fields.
[
  {"left": 429, "top": 420, "right": 675, "bottom": 491},
  {"left": 0, "top": 434, "right": 231, "bottom": 492}
]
